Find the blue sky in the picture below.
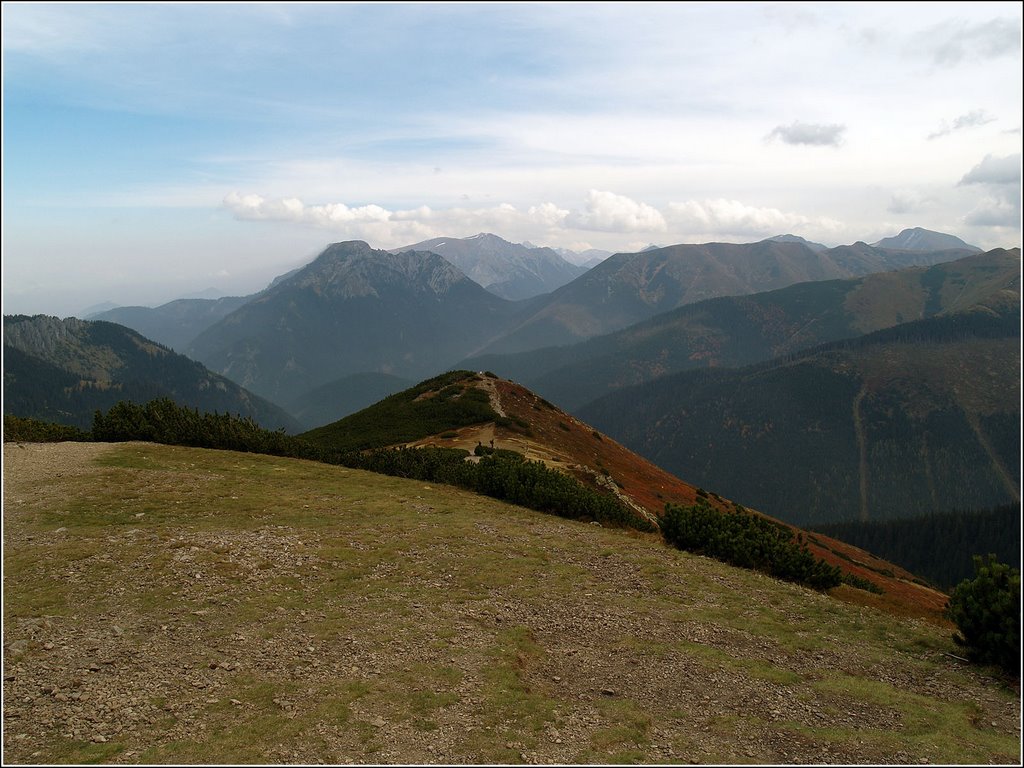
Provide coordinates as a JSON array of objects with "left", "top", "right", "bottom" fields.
[{"left": 3, "top": 1, "right": 1021, "bottom": 316}]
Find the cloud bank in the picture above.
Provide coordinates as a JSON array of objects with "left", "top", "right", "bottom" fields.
[{"left": 224, "top": 190, "right": 844, "bottom": 247}]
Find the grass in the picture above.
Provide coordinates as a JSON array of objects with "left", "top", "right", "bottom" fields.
[{"left": 3, "top": 442, "right": 1019, "bottom": 765}]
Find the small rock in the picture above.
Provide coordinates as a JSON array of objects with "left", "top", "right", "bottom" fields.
[
  {"left": 370, "top": 717, "right": 386, "bottom": 728},
  {"left": 600, "top": 688, "right": 615, "bottom": 697},
  {"left": 91, "top": 735, "right": 107, "bottom": 744},
  {"left": 42, "top": 642, "right": 54, "bottom": 651},
  {"left": 230, "top": 699, "right": 242, "bottom": 706}
]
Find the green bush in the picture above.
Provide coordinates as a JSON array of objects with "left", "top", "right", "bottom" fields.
[
  {"left": 91, "top": 399, "right": 311, "bottom": 459},
  {"left": 946, "top": 555, "right": 1020, "bottom": 675},
  {"left": 661, "top": 501, "right": 843, "bottom": 591}
]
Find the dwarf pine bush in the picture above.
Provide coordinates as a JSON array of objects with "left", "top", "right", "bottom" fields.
[{"left": 946, "top": 554, "right": 1020, "bottom": 675}]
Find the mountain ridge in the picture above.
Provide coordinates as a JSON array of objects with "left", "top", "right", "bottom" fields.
[
  {"left": 461, "top": 247, "right": 1021, "bottom": 410},
  {"left": 3, "top": 314, "right": 300, "bottom": 433},
  {"left": 473, "top": 239, "right": 982, "bottom": 355}
]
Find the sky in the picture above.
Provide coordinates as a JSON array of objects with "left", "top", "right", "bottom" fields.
[{"left": 2, "top": 1, "right": 1022, "bottom": 317}]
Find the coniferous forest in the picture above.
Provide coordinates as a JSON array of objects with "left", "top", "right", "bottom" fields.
[{"left": 811, "top": 504, "right": 1021, "bottom": 591}]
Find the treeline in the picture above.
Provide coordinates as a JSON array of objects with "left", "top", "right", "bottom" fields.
[
  {"left": 811, "top": 504, "right": 1022, "bottom": 591},
  {"left": 9, "top": 397, "right": 654, "bottom": 533},
  {"left": 661, "top": 500, "right": 845, "bottom": 591}
]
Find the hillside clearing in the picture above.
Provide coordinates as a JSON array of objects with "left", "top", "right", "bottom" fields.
[{"left": 3, "top": 442, "right": 1020, "bottom": 764}]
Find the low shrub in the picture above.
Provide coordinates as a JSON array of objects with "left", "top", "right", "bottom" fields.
[{"left": 661, "top": 501, "right": 842, "bottom": 591}]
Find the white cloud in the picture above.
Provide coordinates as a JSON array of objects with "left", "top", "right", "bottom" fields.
[
  {"left": 565, "top": 190, "right": 666, "bottom": 232},
  {"left": 928, "top": 109, "right": 996, "bottom": 139},
  {"left": 665, "top": 198, "right": 843, "bottom": 238},
  {"left": 886, "top": 189, "right": 936, "bottom": 215},
  {"left": 923, "top": 17, "right": 1021, "bottom": 66},
  {"left": 964, "top": 195, "right": 1020, "bottom": 227},
  {"left": 958, "top": 153, "right": 1022, "bottom": 186},
  {"left": 766, "top": 122, "right": 846, "bottom": 147}
]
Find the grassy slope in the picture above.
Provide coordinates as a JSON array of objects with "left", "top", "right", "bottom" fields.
[{"left": 3, "top": 442, "right": 1019, "bottom": 765}]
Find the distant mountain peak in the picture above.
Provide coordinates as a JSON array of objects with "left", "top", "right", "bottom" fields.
[
  {"left": 282, "top": 241, "right": 470, "bottom": 299},
  {"left": 870, "top": 227, "right": 981, "bottom": 252},
  {"left": 392, "top": 233, "right": 589, "bottom": 301},
  {"left": 764, "top": 233, "right": 828, "bottom": 252}
]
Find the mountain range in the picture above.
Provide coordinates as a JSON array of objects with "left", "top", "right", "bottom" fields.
[
  {"left": 470, "top": 237, "right": 983, "bottom": 355},
  {"left": 463, "top": 248, "right": 1021, "bottom": 410}
]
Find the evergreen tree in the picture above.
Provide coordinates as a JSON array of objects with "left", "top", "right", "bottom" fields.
[{"left": 946, "top": 555, "right": 1020, "bottom": 675}]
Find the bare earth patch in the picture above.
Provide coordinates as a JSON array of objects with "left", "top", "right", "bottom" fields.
[{"left": 3, "top": 442, "right": 1020, "bottom": 764}]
